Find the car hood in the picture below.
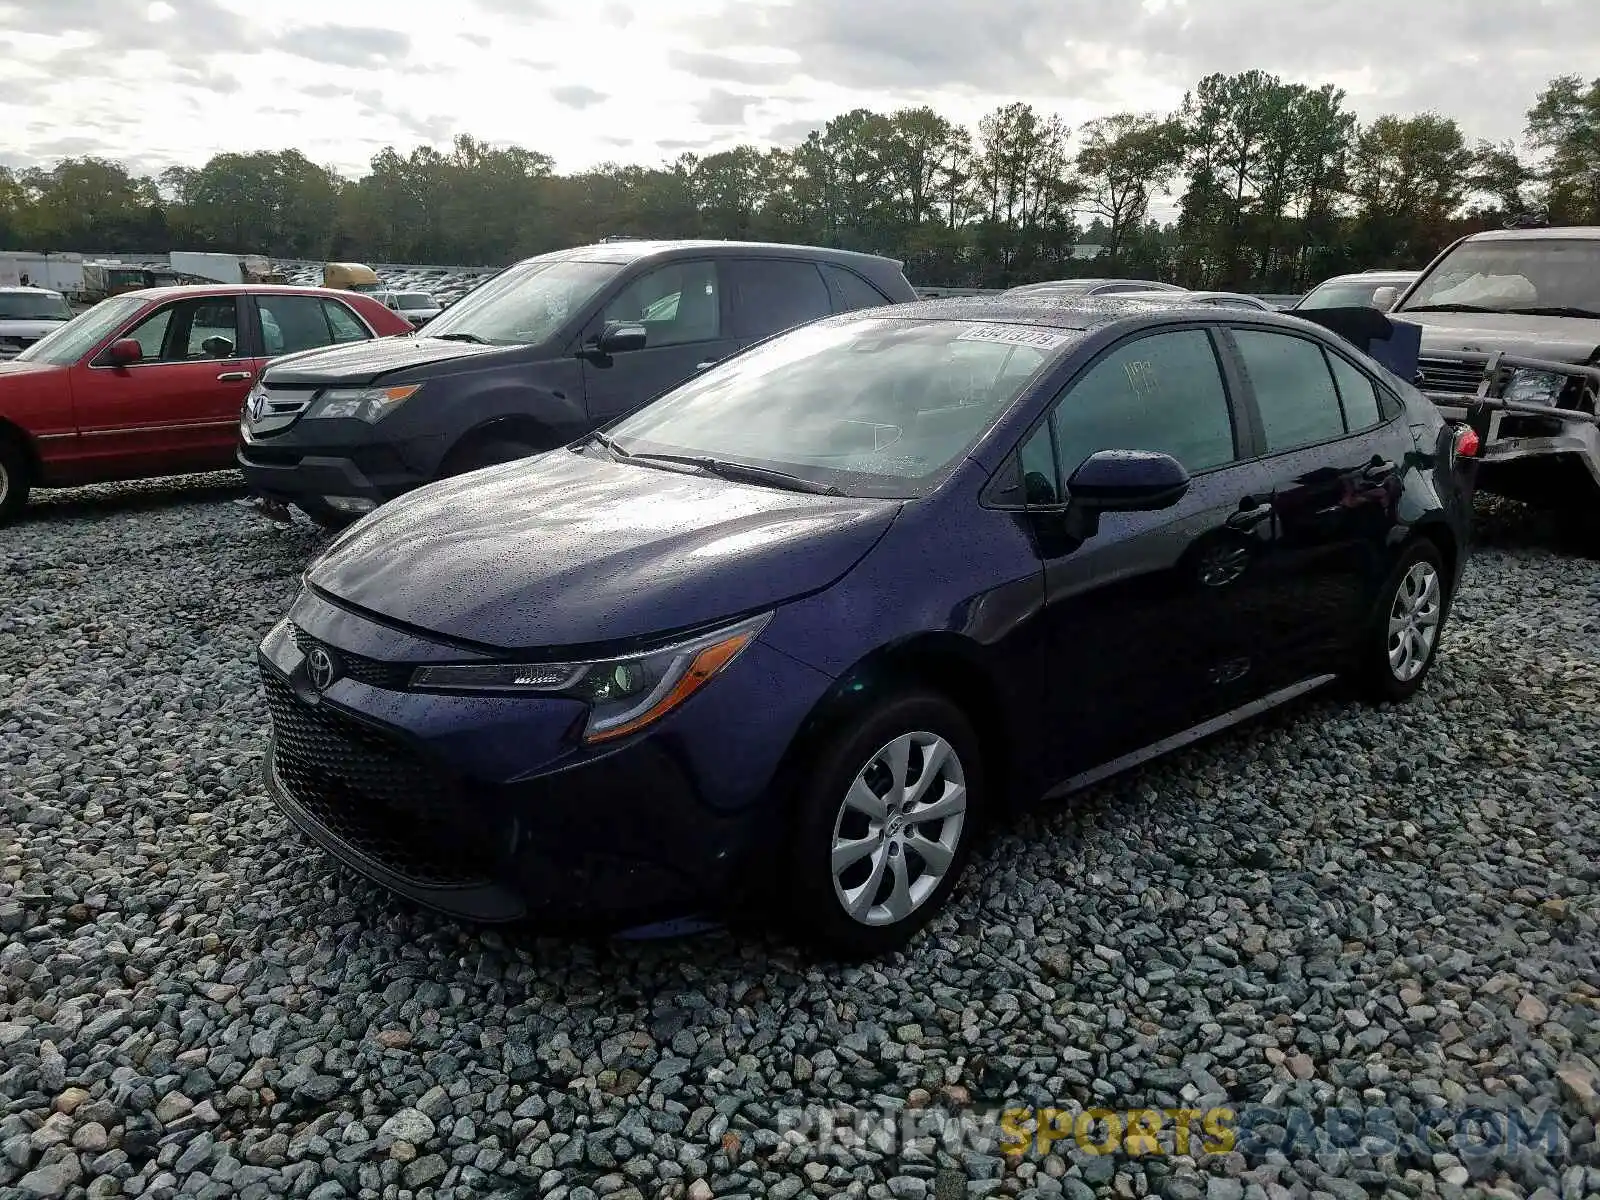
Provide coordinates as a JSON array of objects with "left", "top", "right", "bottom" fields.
[
  {"left": 262, "top": 334, "right": 504, "bottom": 385},
  {"left": 306, "top": 448, "right": 902, "bottom": 651},
  {"left": 1405, "top": 311, "right": 1600, "bottom": 363},
  {"left": 0, "top": 318, "right": 68, "bottom": 339},
  {"left": 0, "top": 359, "right": 62, "bottom": 380}
]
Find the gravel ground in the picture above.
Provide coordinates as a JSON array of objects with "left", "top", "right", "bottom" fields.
[{"left": 2, "top": 474, "right": 1599, "bottom": 1200}]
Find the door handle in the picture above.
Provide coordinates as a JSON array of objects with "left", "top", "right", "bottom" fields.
[
  {"left": 217, "top": 371, "right": 252, "bottom": 382},
  {"left": 1225, "top": 498, "right": 1272, "bottom": 532},
  {"left": 1362, "top": 458, "right": 1396, "bottom": 480}
]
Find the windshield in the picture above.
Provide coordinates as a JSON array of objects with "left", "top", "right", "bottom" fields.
[
  {"left": 396, "top": 293, "right": 435, "bottom": 310},
  {"left": 1297, "top": 280, "right": 1400, "bottom": 310},
  {"left": 420, "top": 259, "right": 621, "bottom": 346},
  {"left": 0, "top": 292, "right": 71, "bottom": 321},
  {"left": 1400, "top": 240, "right": 1600, "bottom": 313},
  {"left": 15, "top": 296, "right": 145, "bottom": 366},
  {"left": 604, "top": 316, "right": 1068, "bottom": 498}
]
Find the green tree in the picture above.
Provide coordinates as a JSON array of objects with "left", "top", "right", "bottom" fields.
[
  {"left": 1075, "top": 113, "right": 1183, "bottom": 264},
  {"left": 1525, "top": 74, "right": 1600, "bottom": 221}
]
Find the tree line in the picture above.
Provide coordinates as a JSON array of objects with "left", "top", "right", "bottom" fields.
[{"left": 3, "top": 71, "right": 1598, "bottom": 291}]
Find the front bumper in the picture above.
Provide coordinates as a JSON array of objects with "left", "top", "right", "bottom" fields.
[
  {"left": 237, "top": 426, "right": 447, "bottom": 506},
  {"left": 254, "top": 594, "right": 832, "bottom": 928}
]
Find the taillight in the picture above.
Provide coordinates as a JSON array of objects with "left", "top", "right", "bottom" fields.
[{"left": 1454, "top": 426, "right": 1481, "bottom": 459}]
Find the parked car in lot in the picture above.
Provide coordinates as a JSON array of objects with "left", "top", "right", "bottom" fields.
[
  {"left": 1295, "top": 270, "right": 1420, "bottom": 312},
  {"left": 257, "top": 296, "right": 1476, "bottom": 956},
  {"left": 1386, "top": 226, "right": 1600, "bottom": 539},
  {"left": 1007, "top": 278, "right": 1187, "bottom": 299},
  {"left": 0, "top": 286, "right": 73, "bottom": 359},
  {"left": 374, "top": 289, "right": 443, "bottom": 328},
  {"left": 1113, "top": 289, "right": 1276, "bottom": 310},
  {"left": 0, "top": 284, "right": 413, "bottom": 523},
  {"left": 237, "top": 239, "right": 918, "bottom": 527}
]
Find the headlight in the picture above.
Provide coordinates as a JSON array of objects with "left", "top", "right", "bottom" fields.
[
  {"left": 409, "top": 612, "right": 772, "bottom": 743},
  {"left": 1504, "top": 368, "right": 1566, "bottom": 407},
  {"left": 305, "top": 384, "right": 421, "bottom": 422}
]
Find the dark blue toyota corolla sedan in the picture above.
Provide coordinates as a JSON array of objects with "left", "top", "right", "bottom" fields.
[{"left": 257, "top": 297, "right": 1477, "bottom": 957}]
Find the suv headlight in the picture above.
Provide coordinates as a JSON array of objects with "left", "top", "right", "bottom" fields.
[
  {"left": 305, "top": 384, "right": 421, "bottom": 422},
  {"left": 1504, "top": 369, "right": 1565, "bottom": 407},
  {"left": 409, "top": 612, "right": 772, "bottom": 744}
]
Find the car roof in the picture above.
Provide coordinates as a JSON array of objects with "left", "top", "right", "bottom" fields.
[
  {"left": 851, "top": 293, "right": 1325, "bottom": 334},
  {"left": 523, "top": 239, "right": 905, "bottom": 268},
  {"left": 112, "top": 283, "right": 376, "bottom": 302},
  {"left": 1465, "top": 225, "right": 1600, "bottom": 242}
]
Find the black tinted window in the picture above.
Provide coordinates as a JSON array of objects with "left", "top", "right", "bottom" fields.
[
  {"left": 726, "top": 259, "right": 832, "bottom": 340},
  {"left": 1326, "top": 351, "right": 1383, "bottom": 431},
  {"left": 1233, "top": 329, "right": 1346, "bottom": 451},
  {"left": 821, "top": 264, "right": 890, "bottom": 313},
  {"left": 1052, "top": 329, "right": 1236, "bottom": 478}
]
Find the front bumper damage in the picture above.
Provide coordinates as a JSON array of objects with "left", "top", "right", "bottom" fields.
[{"left": 1418, "top": 349, "right": 1600, "bottom": 505}]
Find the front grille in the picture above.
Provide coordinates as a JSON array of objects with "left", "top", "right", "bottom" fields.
[
  {"left": 262, "top": 670, "right": 492, "bottom": 886},
  {"left": 292, "top": 626, "right": 414, "bottom": 690},
  {"left": 1418, "top": 355, "right": 1488, "bottom": 395}
]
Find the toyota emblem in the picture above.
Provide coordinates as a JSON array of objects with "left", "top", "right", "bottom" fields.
[{"left": 306, "top": 645, "right": 340, "bottom": 691}]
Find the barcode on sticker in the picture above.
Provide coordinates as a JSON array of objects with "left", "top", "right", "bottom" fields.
[{"left": 955, "top": 324, "right": 1069, "bottom": 349}]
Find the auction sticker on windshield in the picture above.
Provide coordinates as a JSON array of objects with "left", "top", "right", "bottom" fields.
[{"left": 956, "top": 324, "right": 1071, "bottom": 350}]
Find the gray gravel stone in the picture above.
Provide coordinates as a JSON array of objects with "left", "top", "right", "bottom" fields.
[{"left": 1, "top": 482, "right": 1597, "bottom": 1200}]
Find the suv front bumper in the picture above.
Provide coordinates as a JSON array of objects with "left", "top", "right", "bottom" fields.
[{"left": 237, "top": 426, "right": 448, "bottom": 508}]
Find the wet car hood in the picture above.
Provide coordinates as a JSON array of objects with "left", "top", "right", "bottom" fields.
[
  {"left": 1405, "top": 311, "right": 1600, "bottom": 363},
  {"left": 262, "top": 334, "right": 507, "bottom": 385},
  {"left": 307, "top": 446, "right": 901, "bottom": 651}
]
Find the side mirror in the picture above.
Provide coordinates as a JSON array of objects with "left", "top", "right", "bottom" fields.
[
  {"left": 1370, "top": 286, "right": 1399, "bottom": 312},
  {"left": 1067, "top": 449, "right": 1190, "bottom": 512},
  {"left": 600, "top": 322, "right": 648, "bottom": 355},
  {"left": 107, "top": 338, "right": 142, "bottom": 365}
]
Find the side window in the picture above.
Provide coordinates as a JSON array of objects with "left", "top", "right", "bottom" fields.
[
  {"left": 601, "top": 260, "right": 720, "bottom": 347},
  {"left": 1233, "top": 329, "right": 1347, "bottom": 451},
  {"left": 821, "top": 263, "right": 890, "bottom": 313},
  {"left": 1052, "top": 329, "right": 1237, "bottom": 480},
  {"left": 322, "top": 300, "right": 371, "bottom": 343},
  {"left": 117, "top": 298, "right": 241, "bottom": 363},
  {"left": 1019, "top": 423, "right": 1060, "bottom": 504},
  {"left": 256, "top": 294, "right": 338, "bottom": 356},
  {"left": 1325, "top": 350, "right": 1383, "bottom": 431},
  {"left": 725, "top": 259, "right": 832, "bottom": 340}
]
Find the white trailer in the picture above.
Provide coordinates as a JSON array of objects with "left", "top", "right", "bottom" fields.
[
  {"left": 0, "top": 252, "right": 85, "bottom": 295},
  {"left": 168, "top": 251, "right": 246, "bottom": 284}
]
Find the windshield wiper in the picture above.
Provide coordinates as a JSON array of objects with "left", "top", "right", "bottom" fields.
[
  {"left": 429, "top": 332, "right": 491, "bottom": 344},
  {"left": 1502, "top": 305, "right": 1600, "bottom": 319},
  {"left": 614, "top": 447, "right": 844, "bottom": 496},
  {"left": 1401, "top": 303, "right": 1503, "bottom": 313}
]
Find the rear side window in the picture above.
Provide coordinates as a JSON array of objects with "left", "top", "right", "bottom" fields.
[
  {"left": 821, "top": 264, "right": 890, "bottom": 313},
  {"left": 1325, "top": 351, "right": 1383, "bottom": 431},
  {"left": 1232, "top": 329, "right": 1346, "bottom": 451},
  {"left": 725, "top": 259, "right": 832, "bottom": 340},
  {"left": 257, "top": 295, "right": 341, "bottom": 356}
]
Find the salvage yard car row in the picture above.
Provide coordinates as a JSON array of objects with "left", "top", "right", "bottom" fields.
[{"left": 1, "top": 230, "right": 1598, "bottom": 958}]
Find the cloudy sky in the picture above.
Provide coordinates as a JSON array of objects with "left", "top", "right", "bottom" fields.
[{"left": 0, "top": 0, "right": 1590, "bottom": 182}]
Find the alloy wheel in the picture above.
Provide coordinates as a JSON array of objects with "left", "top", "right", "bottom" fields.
[
  {"left": 830, "top": 731, "right": 968, "bottom": 927},
  {"left": 0, "top": 461, "right": 8, "bottom": 508},
  {"left": 1387, "top": 560, "right": 1442, "bottom": 682}
]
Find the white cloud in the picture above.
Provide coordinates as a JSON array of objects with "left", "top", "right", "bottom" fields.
[{"left": 0, "top": 0, "right": 1590, "bottom": 178}]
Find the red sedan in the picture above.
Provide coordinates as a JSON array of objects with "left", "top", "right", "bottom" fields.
[{"left": 0, "top": 284, "right": 413, "bottom": 523}]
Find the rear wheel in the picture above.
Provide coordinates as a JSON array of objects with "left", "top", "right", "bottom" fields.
[
  {"left": 785, "top": 690, "right": 984, "bottom": 960},
  {"left": 0, "top": 437, "right": 31, "bottom": 525},
  {"left": 1357, "top": 539, "right": 1447, "bottom": 704}
]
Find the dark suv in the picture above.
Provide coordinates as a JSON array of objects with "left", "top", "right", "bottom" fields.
[{"left": 238, "top": 240, "right": 918, "bottom": 524}]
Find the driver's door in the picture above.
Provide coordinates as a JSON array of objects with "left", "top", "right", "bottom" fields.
[
  {"left": 578, "top": 259, "right": 739, "bottom": 421},
  {"left": 69, "top": 294, "right": 255, "bottom": 475}
]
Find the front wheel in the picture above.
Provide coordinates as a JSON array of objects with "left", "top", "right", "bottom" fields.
[
  {"left": 1356, "top": 539, "right": 1448, "bottom": 704},
  {"left": 785, "top": 690, "right": 985, "bottom": 960},
  {"left": 441, "top": 438, "right": 537, "bottom": 477},
  {"left": 0, "top": 438, "right": 30, "bottom": 525}
]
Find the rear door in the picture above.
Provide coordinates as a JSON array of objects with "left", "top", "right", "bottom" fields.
[
  {"left": 1224, "top": 325, "right": 1412, "bottom": 681},
  {"left": 578, "top": 258, "right": 737, "bottom": 421},
  {"left": 68, "top": 294, "right": 254, "bottom": 473}
]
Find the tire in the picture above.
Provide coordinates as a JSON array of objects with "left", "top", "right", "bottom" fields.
[
  {"left": 0, "top": 437, "right": 31, "bottom": 526},
  {"left": 785, "top": 690, "right": 985, "bottom": 960},
  {"left": 1356, "top": 538, "right": 1448, "bottom": 704},
  {"left": 441, "top": 437, "right": 537, "bottom": 477}
]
